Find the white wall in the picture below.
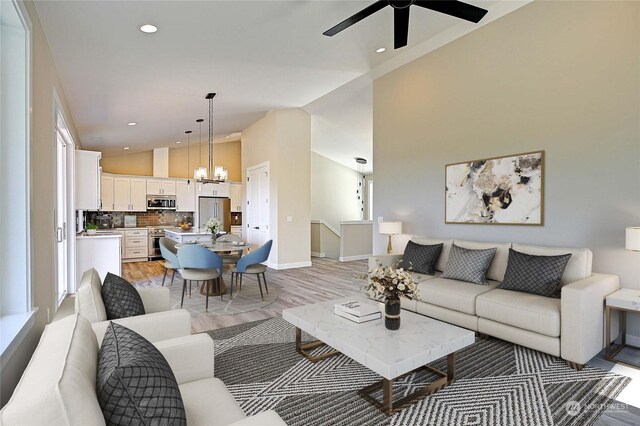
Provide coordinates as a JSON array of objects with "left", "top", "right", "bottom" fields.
[
  {"left": 311, "top": 152, "right": 362, "bottom": 232},
  {"left": 373, "top": 1, "right": 640, "bottom": 336}
]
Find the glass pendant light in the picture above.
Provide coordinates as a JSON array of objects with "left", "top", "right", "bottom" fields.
[
  {"left": 185, "top": 130, "right": 192, "bottom": 186},
  {"left": 194, "top": 118, "right": 207, "bottom": 180}
]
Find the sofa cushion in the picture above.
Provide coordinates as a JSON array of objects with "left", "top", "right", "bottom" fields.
[
  {"left": 180, "top": 378, "right": 247, "bottom": 426},
  {"left": 498, "top": 249, "right": 572, "bottom": 298},
  {"left": 75, "top": 268, "right": 108, "bottom": 322},
  {"left": 454, "top": 240, "right": 512, "bottom": 282},
  {"left": 410, "top": 272, "right": 438, "bottom": 284},
  {"left": 97, "top": 322, "right": 186, "bottom": 425},
  {"left": 0, "top": 315, "right": 105, "bottom": 426},
  {"left": 512, "top": 243, "right": 592, "bottom": 285},
  {"left": 476, "top": 289, "right": 561, "bottom": 337},
  {"left": 441, "top": 244, "right": 496, "bottom": 284},
  {"left": 416, "top": 277, "right": 499, "bottom": 315},
  {"left": 411, "top": 238, "right": 453, "bottom": 272},
  {"left": 399, "top": 241, "right": 443, "bottom": 275},
  {"left": 101, "top": 273, "right": 146, "bottom": 319}
]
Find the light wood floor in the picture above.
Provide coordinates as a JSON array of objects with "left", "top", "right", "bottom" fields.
[{"left": 123, "top": 258, "right": 368, "bottom": 333}]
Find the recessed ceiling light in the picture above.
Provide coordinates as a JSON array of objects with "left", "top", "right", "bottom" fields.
[
  {"left": 123, "top": 147, "right": 130, "bottom": 150},
  {"left": 176, "top": 141, "right": 182, "bottom": 144},
  {"left": 127, "top": 122, "right": 137, "bottom": 126},
  {"left": 140, "top": 24, "right": 157, "bottom": 34},
  {"left": 376, "top": 47, "right": 386, "bottom": 53}
]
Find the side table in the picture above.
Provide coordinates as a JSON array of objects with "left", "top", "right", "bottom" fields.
[{"left": 606, "top": 288, "right": 640, "bottom": 369}]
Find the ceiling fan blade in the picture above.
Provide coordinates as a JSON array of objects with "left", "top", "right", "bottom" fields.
[
  {"left": 414, "top": 0, "right": 488, "bottom": 23},
  {"left": 394, "top": 7, "right": 410, "bottom": 49},
  {"left": 323, "top": 0, "right": 388, "bottom": 37}
]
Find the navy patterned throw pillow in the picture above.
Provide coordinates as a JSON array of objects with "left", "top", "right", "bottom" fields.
[
  {"left": 101, "top": 273, "right": 145, "bottom": 320},
  {"left": 498, "top": 249, "right": 572, "bottom": 298},
  {"left": 441, "top": 244, "right": 497, "bottom": 285},
  {"left": 97, "top": 322, "right": 187, "bottom": 426},
  {"left": 399, "top": 241, "right": 443, "bottom": 275}
]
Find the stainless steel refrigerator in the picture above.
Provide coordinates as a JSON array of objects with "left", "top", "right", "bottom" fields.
[{"left": 198, "top": 197, "right": 231, "bottom": 233}]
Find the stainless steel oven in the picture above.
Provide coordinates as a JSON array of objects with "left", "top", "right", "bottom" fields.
[
  {"left": 146, "top": 195, "right": 176, "bottom": 211},
  {"left": 148, "top": 226, "right": 179, "bottom": 260}
]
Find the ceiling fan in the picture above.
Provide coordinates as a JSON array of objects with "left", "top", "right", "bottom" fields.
[{"left": 323, "top": 0, "right": 489, "bottom": 49}]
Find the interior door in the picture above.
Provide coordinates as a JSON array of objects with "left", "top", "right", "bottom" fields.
[
  {"left": 246, "top": 164, "right": 269, "bottom": 248},
  {"left": 55, "top": 133, "right": 67, "bottom": 304}
]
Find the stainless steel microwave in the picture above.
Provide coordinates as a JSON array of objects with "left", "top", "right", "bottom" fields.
[{"left": 146, "top": 195, "right": 176, "bottom": 210}]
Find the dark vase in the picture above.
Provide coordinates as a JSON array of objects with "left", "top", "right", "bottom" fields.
[{"left": 385, "top": 295, "right": 401, "bottom": 330}]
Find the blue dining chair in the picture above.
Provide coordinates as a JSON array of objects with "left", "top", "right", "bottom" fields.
[
  {"left": 177, "top": 244, "right": 223, "bottom": 312},
  {"left": 230, "top": 240, "right": 273, "bottom": 300},
  {"left": 159, "top": 237, "right": 179, "bottom": 286}
]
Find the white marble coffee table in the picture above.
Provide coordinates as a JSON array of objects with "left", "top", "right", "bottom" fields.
[{"left": 282, "top": 296, "right": 475, "bottom": 415}]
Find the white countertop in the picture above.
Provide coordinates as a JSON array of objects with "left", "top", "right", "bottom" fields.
[
  {"left": 282, "top": 296, "right": 475, "bottom": 380},
  {"left": 165, "top": 228, "right": 211, "bottom": 236},
  {"left": 76, "top": 232, "right": 122, "bottom": 239}
]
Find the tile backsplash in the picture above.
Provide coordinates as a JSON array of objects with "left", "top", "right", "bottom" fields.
[{"left": 87, "top": 211, "right": 193, "bottom": 228}]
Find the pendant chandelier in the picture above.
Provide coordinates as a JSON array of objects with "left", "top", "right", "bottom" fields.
[
  {"left": 196, "top": 92, "right": 228, "bottom": 184},
  {"left": 193, "top": 118, "right": 207, "bottom": 180},
  {"left": 185, "top": 130, "right": 192, "bottom": 186}
]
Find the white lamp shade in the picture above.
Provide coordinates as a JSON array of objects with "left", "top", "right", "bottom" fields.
[
  {"left": 379, "top": 221, "right": 402, "bottom": 235},
  {"left": 626, "top": 227, "right": 640, "bottom": 251}
]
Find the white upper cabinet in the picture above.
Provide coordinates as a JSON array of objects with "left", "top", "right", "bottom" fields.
[
  {"left": 176, "top": 180, "right": 196, "bottom": 212},
  {"left": 101, "top": 175, "right": 114, "bottom": 211},
  {"left": 113, "top": 176, "right": 147, "bottom": 212},
  {"left": 75, "top": 150, "right": 101, "bottom": 210},
  {"left": 147, "top": 179, "right": 176, "bottom": 196},
  {"left": 229, "top": 183, "right": 243, "bottom": 212},
  {"left": 197, "top": 182, "right": 230, "bottom": 198}
]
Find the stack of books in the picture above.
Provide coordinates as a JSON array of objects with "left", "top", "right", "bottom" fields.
[{"left": 334, "top": 300, "right": 381, "bottom": 323}]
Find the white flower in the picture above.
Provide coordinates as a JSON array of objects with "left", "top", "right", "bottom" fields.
[{"left": 398, "top": 283, "right": 406, "bottom": 291}]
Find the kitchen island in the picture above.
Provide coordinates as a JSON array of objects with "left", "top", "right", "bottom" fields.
[
  {"left": 164, "top": 228, "right": 213, "bottom": 244},
  {"left": 76, "top": 232, "right": 122, "bottom": 287}
]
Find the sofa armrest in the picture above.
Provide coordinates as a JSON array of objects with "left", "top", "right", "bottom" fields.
[
  {"left": 92, "top": 309, "right": 191, "bottom": 345},
  {"left": 154, "top": 334, "right": 214, "bottom": 384},
  {"left": 561, "top": 273, "right": 620, "bottom": 364},
  {"left": 368, "top": 254, "right": 402, "bottom": 270},
  {"left": 136, "top": 287, "right": 170, "bottom": 313},
  {"left": 226, "top": 410, "right": 288, "bottom": 426}
]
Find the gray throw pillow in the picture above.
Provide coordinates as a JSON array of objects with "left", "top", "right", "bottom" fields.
[
  {"left": 399, "top": 241, "right": 443, "bottom": 275},
  {"left": 498, "top": 249, "right": 572, "bottom": 298},
  {"left": 101, "top": 273, "right": 145, "bottom": 320},
  {"left": 441, "top": 244, "right": 496, "bottom": 284},
  {"left": 97, "top": 322, "right": 187, "bottom": 426}
]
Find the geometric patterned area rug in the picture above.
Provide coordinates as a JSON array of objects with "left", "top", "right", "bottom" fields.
[
  {"left": 133, "top": 272, "right": 278, "bottom": 317},
  {"left": 206, "top": 318, "right": 630, "bottom": 426}
]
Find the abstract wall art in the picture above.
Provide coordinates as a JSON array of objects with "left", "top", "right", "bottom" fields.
[{"left": 445, "top": 151, "right": 544, "bottom": 225}]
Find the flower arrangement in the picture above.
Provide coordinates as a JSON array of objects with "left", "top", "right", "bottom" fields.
[
  {"left": 204, "top": 217, "right": 222, "bottom": 235},
  {"left": 366, "top": 262, "right": 417, "bottom": 301}
]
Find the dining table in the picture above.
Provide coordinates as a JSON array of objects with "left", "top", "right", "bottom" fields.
[{"left": 176, "top": 240, "right": 248, "bottom": 296}]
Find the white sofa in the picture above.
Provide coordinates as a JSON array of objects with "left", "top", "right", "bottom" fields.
[
  {"left": 76, "top": 268, "right": 192, "bottom": 343},
  {"left": 0, "top": 314, "right": 286, "bottom": 426},
  {"left": 369, "top": 238, "right": 620, "bottom": 368}
]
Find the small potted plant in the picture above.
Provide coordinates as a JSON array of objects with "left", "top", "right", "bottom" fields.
[{"left": 86, "top": 223, "right": 98, "bottom": 235}]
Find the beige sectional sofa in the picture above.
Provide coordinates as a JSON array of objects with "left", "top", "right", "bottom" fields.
[
  {"left": 369, "top": 238, "right": 620, "bottom": 368},
  {"left": 0, "top": 314, "right": 286, "bottom": 426}
]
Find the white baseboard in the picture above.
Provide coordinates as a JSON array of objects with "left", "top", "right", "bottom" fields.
[
  {"left": 271, "top": 261, "right": 313, "bottom": 270},
  {"left": 311, "top": 252, "right": 325, "bottom": 258},
  {"left": 339, "top": 254, "right": 371, "bottom": 262}
]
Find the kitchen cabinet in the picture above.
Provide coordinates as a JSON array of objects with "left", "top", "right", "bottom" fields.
[
  {"left": 75, "top": 150, "right": 101, "bottom": 210},
  {"left": 230, "top": 225, "right": 243, "bottom": 239},
  {"left": 147, "top": 179, "right": 176, "bottom": 196},
  {"left": 122, "top": 228, "right": 148, "bottom": 262},
  {"left": 100, "top": 175, "right": 114, "bottom": 211},
  {"left": 114, "top": 177, "right": 147, "bottom": 212},
  {"left": 229, "top": 183, "right": 243, "bottom": 212},
  {"left": 197, "top": 182, "right": 229, "bottom": 198},
  {"left": 176, "top": 180, "right": 196, "bottom": 212}
]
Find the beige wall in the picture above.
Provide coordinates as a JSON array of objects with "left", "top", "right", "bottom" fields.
[
  {"left": 242, "top": 109, "right": 311, "bottom": 268},
  {"left": 311, "top": 152, "right": 362, "bottom": 231},
  {"left": 340, "top": 222, "right": 373, "bottom": 260},
  {"left": 1, "top": 0, "right": 81, "bottom": 406},
  {"left": 101, "top": 140, "right": 241, "bottom": 181},
  {"left": 373, "top": 2, "right": 640, "bottom": 334}
]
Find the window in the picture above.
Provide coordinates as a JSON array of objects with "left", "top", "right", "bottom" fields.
[{"left": 1, "top": 0, "right": 34, "bottom": 356}]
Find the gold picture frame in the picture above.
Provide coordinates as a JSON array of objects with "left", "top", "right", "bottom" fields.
[{"left": 445, "top": 150, "right": 545, "bottom": 225}]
